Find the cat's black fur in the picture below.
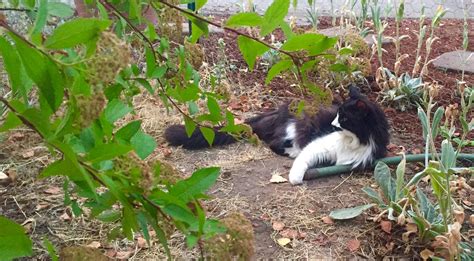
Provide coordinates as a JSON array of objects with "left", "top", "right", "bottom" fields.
[{"left": 165, "top": 85, "right": 390, "bottom": 161}]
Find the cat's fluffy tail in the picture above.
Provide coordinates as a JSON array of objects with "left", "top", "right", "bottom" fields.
[{"left": 164, "top": 125, "right": 237, "bottom": 150}]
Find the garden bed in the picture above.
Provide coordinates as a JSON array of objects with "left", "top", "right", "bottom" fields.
[{"left": 1, "top": 15, "right": 473, "bottom": 260}]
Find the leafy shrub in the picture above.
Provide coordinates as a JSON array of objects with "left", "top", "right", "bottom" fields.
[
  {"left": 0, "top": 0, "right": 344, "bottom": 259},
  {"left": 378, "top": 70, "right": 424, "bottom": 111}
]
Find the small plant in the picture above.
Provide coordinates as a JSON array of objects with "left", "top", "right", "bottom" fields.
[
  {"left": 261, "top": 36, "right": 282, "bottom": 69},
  {"left": 305, "top": 0, "right": 319, "bottom": 31},
  {"left": 378, "top": 70, "right": 424, "bottom": 111}
]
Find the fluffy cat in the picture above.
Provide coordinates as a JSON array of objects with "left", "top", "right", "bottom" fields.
[{"left": 165, "top": 85, "right": 390, "bottom": 185}]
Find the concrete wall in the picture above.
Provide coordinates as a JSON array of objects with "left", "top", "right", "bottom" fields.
[{"left": 202, "top": 0, "right": 474, "bottom": 19}]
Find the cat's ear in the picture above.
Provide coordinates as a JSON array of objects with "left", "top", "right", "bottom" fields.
[
  {"left": 356, "top": 99, "right": 368, "bottom": 111},
  {"left": 348, "top": 84, "right": 362, "bottom": 99}
]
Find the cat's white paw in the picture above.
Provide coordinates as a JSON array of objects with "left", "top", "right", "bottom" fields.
[{"left": 288, "top": 168, "right": 305, "bottom": 185}]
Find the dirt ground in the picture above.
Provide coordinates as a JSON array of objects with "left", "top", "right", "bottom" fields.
[{"left": 1, "top": 16, "right": 473, "bottom": 260}]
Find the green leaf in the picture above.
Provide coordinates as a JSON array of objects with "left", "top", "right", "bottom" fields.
[
  {"left": 0, "top": 36, "right": 30, "bottom": 101},
  {"left": 96, "top": 210, "right": 121, "bottom": 223},
  {"left": 184, "top": 117, "right": 196, "bottom": 137},
  {"left": 39, "top": 158, "right": 85, "bottom": 181},
  {"left": 115, "top": 120, "right": 141, "bottom": 142},
  {"left": 131, "top": 131, "right": 157, "bottom": 160},
  {"left": 431, "top": 107, "right": 444, "bottom": 138},
  {"left": 237, "top": 36, "right": 270, "bottom": 70},
  {"left": 329, "top": 204, "right": 375, "bottom": 220},
  {"left": 308, "top": 36, "right": 338, "bottom": 55},
  {"left": 265, "top": 60, "right": 293, "bottom": 84},
  {"left": 104, "top": 99, "right": 132, "bottom": 124},
  {"left": 122, "top": 207, "right": 138, "bottom": 240},
  {"left": 362, "top": 187, "right": 384, "bottom": 206},
  {"left": 200, "top": 127, "right": 215, "bottom": 146},
  {"left": 0, "top": 216, "right": 33, "bottom": 260},
  {"left": 42, "top": 238, "right": 58, "bottom": 261},
  {"left": 226, "top": 12, "right": 263, "bottom": 28},
  {"left": 374, "top": 161, "right": 394, "bottom": 201},
  {"left": 196, "top": 0, "right": 207, "bottom": 10},
  {"left": 417, "top": 107, "right": 429, "bottom": 139},
  {"left": 280, "top": 33, "right": 325, "bottom": 51},
  {"left": 44, "top": 18, "right": 111, "bottom": 49},
  {"left": 48, "top": 2, "right": 74, "bottom": 18},
  {"left": 86, "top": 143, "right": 133, "bottom": 163},
  {"left": 162, "top": 204, "right": 197, "bottom": 225},
  {"left": 145, "top": 47, "right": 156, "bottom": 78},
  {"left": 440, "top": 139, "right": 456, "bottom": 171},
  {"left": 12, "top": 34, "right": 64, "bottom": 112},
  {"left": 395, "top": 153, "right": 406, "bottom": 201},
  {"left": 329, "top": 63, "right": 350, "bottom": 73},
  {"left": 31, "top": 0, "right": 48, "bottom": 35},
  {"left": 169, "top": 167, "right": 220, "bottom": 202},
  {"left": 260, "top": 0, "right": 290, "bottom": 36},
  {"left": 22, "top": 0, "right": 35, "bottom": 9},
  {"left": 416, "top": 187, "right": 439, "bottom": 223},
  {"left": 0, "top": 111, "right": 22, "bottom": 132},
  {"left": 207, "top": 97, "right": 221, "bottom": 122}
]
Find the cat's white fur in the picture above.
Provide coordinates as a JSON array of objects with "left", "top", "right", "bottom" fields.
[
  {"left": 288, "top": 114, "right": 375, "bottom": 185},
  {"left": 284, "top": 122, "right": 301, "bottom": 158}
]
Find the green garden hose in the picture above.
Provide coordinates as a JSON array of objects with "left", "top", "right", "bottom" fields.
[{"left": 304, "top": 153, "right": 474, "bottom": 180}]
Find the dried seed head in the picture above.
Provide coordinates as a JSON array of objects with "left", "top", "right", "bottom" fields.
[
  {"left": 428, "top": 82, "right": 441, "bottom": 98},
  {"left": 76, "top": 93, "right": 106, "bottom": 128},
  {"left": 458, "top": 81, "right": 466, "bottom": 94},
  {"left": 86, "top": 32, "right": 131, "bottom": 86}
]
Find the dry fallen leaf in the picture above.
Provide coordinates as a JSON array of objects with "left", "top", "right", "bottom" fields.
[
  {"left": 105, "top": 249, "right": 117, "bottom": 258},
  {"left": 7, "top": 169, "right": 16, "bottom": 182},
  {"left": 403, "top": 223, "right": 418, "bottom": 242},
  {"left": 270, "top": 174, "right": 287, "bottom": 183},
  {"left": 87, "top": 241, "right": 101, "bottom": 249},
  {"left": 277, "top": 237, "right": 291, "bottom": 247},
  {"left": 381, "top": 220, "right": 392, "bottom": 234},
  {"left": 35, "top": 204, "right": 50, "bottom": 211},
  {"left": 60, "top": 212, "right": 71, "bottom": 221},
  {"left": 279, "top": 229, "right": 298, "bottom": 239},
  {"left": 322, "top": 216, "right": 334, "bottom": 225},
  {"left": 272, "top": 221, "right": 285, "bottom": 231},
  {"left": 21, "top": 149, "right": 35, "bottom": 159},
  {"left": 453, "top": 207, "right": 465, "bottom": 223},
  {"left": 115, "top": 250, "right": 133, "bottom": 260},
  {"left": 347, "top": 239, "right": 360, "bottom": 252},
  {"left": 137, "top": 237, "right": 148, "bottom": 248},
  {"left": 470, "top": 215, "right": 474, "bottom": 225},
  {"left": 420, "top": 248, "right": 434, "bottom": 260},
  {"left": 44, "top": 186, "right": 62, "bottom": 195},
  {"left": 162, "top": 147, "right": 172, "bottom": 158},
  {"left": 0, "top": 171, "right": 11, "bottom": 185}
]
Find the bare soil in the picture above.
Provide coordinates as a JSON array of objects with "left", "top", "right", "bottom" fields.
[{"left": 1, "top": 16, "right": 473, "bottom": 260}]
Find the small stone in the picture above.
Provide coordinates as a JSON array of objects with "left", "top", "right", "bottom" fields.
[{"left": 433, "top": 51, "right": 474, "bottom": 74}]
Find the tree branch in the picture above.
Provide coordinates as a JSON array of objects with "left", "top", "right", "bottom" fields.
[
  {"left": 1, "top": 95, "right": 173, "bottom": 221},
  {"left": 155, "top": 0, "right": 297, "bottom": 59},
  {"left": 0, "top": 8, "right": 31, "bottom": 12},
  {"left": 97, "top": 0, "right": 164, "bottom": 62}
]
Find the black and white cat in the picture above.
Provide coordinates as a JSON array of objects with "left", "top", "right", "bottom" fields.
[{"left": 165, "top": 85, "right": 390, "bottom": 185}]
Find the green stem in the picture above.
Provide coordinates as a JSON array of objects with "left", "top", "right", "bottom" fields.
[{"left": 304, "top": 153, "right": 474, "bottom": 180}]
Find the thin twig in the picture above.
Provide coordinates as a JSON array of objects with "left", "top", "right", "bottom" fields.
[
  {"left": 331, "top": 171, "right": 354, "bottom": 191},
  {"left": 0, "top": 8, "right": 31, "bottom": 12},
  {"left": 12, "top": 196, "right": 28, "bottom": 219},
  {"left": 156, "top": 0, "right": 295, "bottom": 58}
]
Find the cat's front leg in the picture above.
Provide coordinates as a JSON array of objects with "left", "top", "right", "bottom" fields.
[
  {"left": 288, "top": 154, "right": 309, "bottom": 185},
  {"left": 288, "top": 134, "right": 338, "bottom": 185},
  {"left": 288, "top": 141, "right": 326, "bottom": 185}
]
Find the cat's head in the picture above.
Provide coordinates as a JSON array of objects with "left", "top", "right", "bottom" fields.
[
  {"left": 331, "top": 84, "right": 389, "bottom": 148},
  {"left": 331, "top": 85, "right": 369, "bottom": 130}
]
